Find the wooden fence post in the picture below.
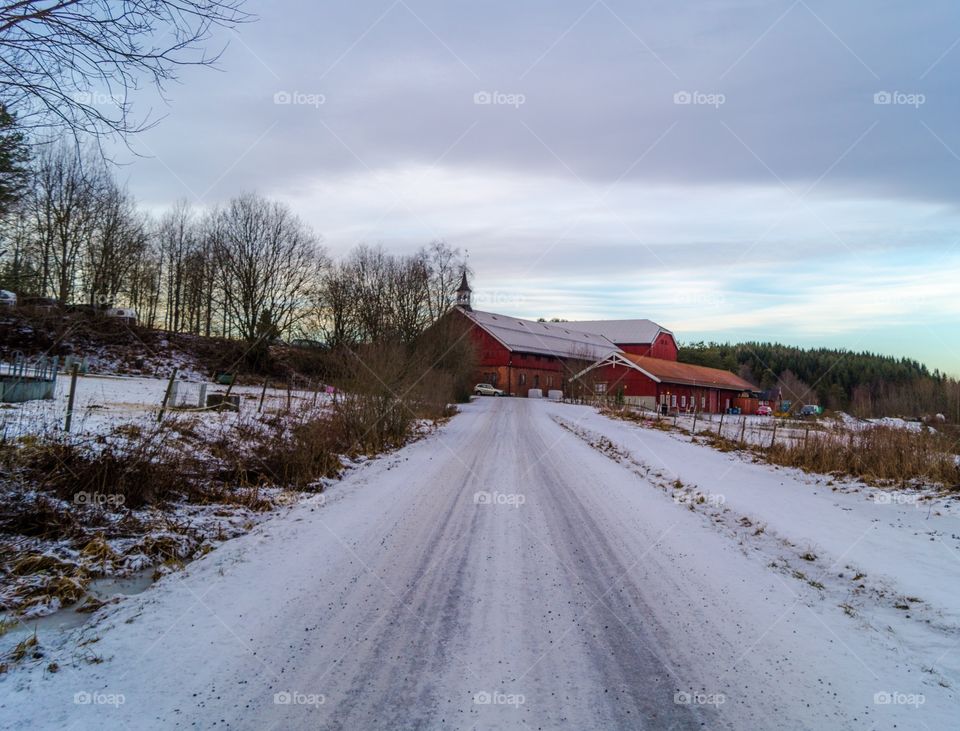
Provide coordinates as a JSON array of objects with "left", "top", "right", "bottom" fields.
[
  {"left": 224, "top": 372, "right": 237, "bottom": 399},
  {"left": 770, "top": 419, "right": 778, "bottom": 449},
  {"left": 64, "top": 363, "right": 80, "bottom": 433},
  {"left": 258, "top": 379, "right": 268, "bottom": 413},
  {"left": 740, "top": 416, "right": 746, "bottom": 447},
  {"left": 157, "top": 368, "right": 179, "bottom": 423}
]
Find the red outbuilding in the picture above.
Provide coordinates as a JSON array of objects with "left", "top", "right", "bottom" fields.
[{"left": 572, "top": 351, "right": 758, "bottom": 414}]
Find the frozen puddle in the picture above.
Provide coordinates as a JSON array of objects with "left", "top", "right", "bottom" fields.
[{"left": 1, "top": 570, "right": 155, "bottom": 651}]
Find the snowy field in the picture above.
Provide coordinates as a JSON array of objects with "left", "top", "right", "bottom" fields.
[
  {"left": 622, "top": 408, "right": 937, "bottom": 449},
  {"left": 1, "top": 397, "right": 957, "bottom": 729},
  {"left": 0, "top": 372, "right": 330, "bottom": 438},
  {"left": 0, "top": 372, "right": 341, "bottom": 625}
]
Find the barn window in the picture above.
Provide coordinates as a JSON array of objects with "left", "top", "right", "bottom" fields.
[
  {"left": 671, "top": 394, "right": 677, "bottom": 407},
  {"left": 681, "top": 395, "right": 686, "bottom": 408},
  {"left": 701, "top": 396, "right": 706, "bottom": 409},
  {"left": 595, "top": 382, "right": 607, "bottom": 394},
  {"left": 519, "top": 373, "right": 526, "bottom": 385}
]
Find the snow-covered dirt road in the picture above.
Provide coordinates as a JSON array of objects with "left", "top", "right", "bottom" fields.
[{"left": 3, "top": 398, "right": 956, "bottom": 730}]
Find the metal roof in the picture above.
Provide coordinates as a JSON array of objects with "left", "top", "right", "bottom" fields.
[
  {"left": 562, "top": 319, "right": 672, "bottom": 345},
  {"left": 576, "top": 352, "right": 757, "bottom": 391},
  {"left": 462, "top": 309, "right": 621, "bottom": 361}
]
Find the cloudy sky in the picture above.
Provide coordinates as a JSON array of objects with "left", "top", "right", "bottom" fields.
[{"left": 112, "top": 1, "right": 960, "bottom": 375}]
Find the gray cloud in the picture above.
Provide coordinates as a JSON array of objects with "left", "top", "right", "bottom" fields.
[{"left": 103, "top": 0, "right": 960, "bottom": 373}]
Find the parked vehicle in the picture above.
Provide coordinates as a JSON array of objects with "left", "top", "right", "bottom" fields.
[
  {"left": 19, "top": 296, "right": 58, "bottom": 309},
  {"left": 0, "top": 290, "right": 16, "bottom": 307},
  {"left": 289, "top": 338, "right": 325, "bottom": 350},
  {"left": 756, "top": 404, "right": 773, "bottom": 416},
  {"left": 474, "top": 383, "right": 504, "bottom": 397},
  {"left": 798, "top": 404, "right": 821, "bottom": 417},
  {"left": 105, "top": 307, "right": 137, "bottom": 324}
]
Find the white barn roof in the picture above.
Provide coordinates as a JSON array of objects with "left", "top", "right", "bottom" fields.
[
  {"left": 562, "top": 319, "right": 672, "bottom": 345},
  {"left": 462, "top": 309, "right": 621, "bottom": 361}
]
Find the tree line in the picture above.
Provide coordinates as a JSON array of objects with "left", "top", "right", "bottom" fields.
[
  {"left": 679, "top": 341, "right": 960, "bottom": 420},
  {"left": 0, "top": 144, "right": 468, "bottom": 348}
]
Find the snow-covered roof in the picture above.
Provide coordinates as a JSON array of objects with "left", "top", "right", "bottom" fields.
[
  {"left": 562, "top": 319, "right": 672, "bottom": 345},
  {"left": 461, "top": 309, "right": 621, "bottom": 360}
]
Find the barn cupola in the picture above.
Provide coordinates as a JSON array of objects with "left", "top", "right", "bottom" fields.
[{"left": 455, "top": 271, "right": 472, "bottom": 310}]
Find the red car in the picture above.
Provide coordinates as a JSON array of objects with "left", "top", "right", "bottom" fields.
[{"left": 756, "top": 405, "right": 773, "bottom": 416}]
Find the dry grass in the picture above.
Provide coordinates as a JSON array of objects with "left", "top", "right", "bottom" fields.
[
  {"left": 0, "top": 337, "right": 474, "bottom": 616},
  {"left": 768, "top": 425, "right": 959, "bottom": 488},
  {"left": 606, "top": 406, "right": 960, "bottom": 489},
  {"left": 5, "top": 429, "right": 191, "bottom": 509}
]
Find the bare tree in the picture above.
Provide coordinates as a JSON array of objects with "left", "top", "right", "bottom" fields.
[
  {"left": 423, "top": 240, "right": 465, "bottom": 323},
  {"left": 346, "top": 245, "right": 391, "bottom": 342},
  {"left": 0, "top": 0, "right": 250, "bottom": 143},
  {"left": 181, "top": 211, "right": 219, "bottom": 336},
  {"left": 157, "top": 200, "right": 194, "bottom": 331},
  {"left": 312, "top": 259, "right": 361, "bottom": 348},
  {"left": 126, "top": 232, "right": 162, "bottom": 327},
  {"left": 83, "top": 179, "right": 146, "bottom": 304},
  {"left": 778, "top": 369, "right": 813, "bottom": 410},
  {"left": 388, "top": 250, "right": 431, "bottom": 343},
  {"left": 30, "top": 144, "right": 105, "bottom": 303},
  {"left": 214, "top": 192, "right": 326, "bottom": 341}
]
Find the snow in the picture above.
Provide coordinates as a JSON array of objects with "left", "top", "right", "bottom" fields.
[
  {"left": 0, "top": 398, "right": 957, "bottom": 729},
  {"left": 1, "top": 372, "right": 330, "bottom": 438},
  {"left": 0, "top": 373, "right": 338, "bottom": 621}
]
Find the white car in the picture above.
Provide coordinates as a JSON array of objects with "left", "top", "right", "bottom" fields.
[
  {"left": 105, "top": 307, "right": 137, "bottom": 324},
  {"left": 474, "top": 383, "right": 505, "bottom": 397},
  {"left": 0, "top": 290, "right": 16, "bottom": 307}
]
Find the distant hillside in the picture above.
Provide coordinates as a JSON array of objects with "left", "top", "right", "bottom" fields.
[
  {"left": 0, "top": 311, "right": 328, "bottom": 383},
  {"left": 678, "top": 341, "right": 958, "bottom": 420}
]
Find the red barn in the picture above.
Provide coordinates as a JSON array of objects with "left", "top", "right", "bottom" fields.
[
  {"left": 452, "top": 273, "right": 757, "bottom": 412},
  {"left": 561, "top": 320, "right": 679, "bottom": 360},
  {"left": 458, "top": 307, "right": 620, "bottom": 397}
]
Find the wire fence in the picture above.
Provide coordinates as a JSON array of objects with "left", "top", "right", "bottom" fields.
[{"left": 0, "top": 353, "right": 60, "bottom": 403}]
